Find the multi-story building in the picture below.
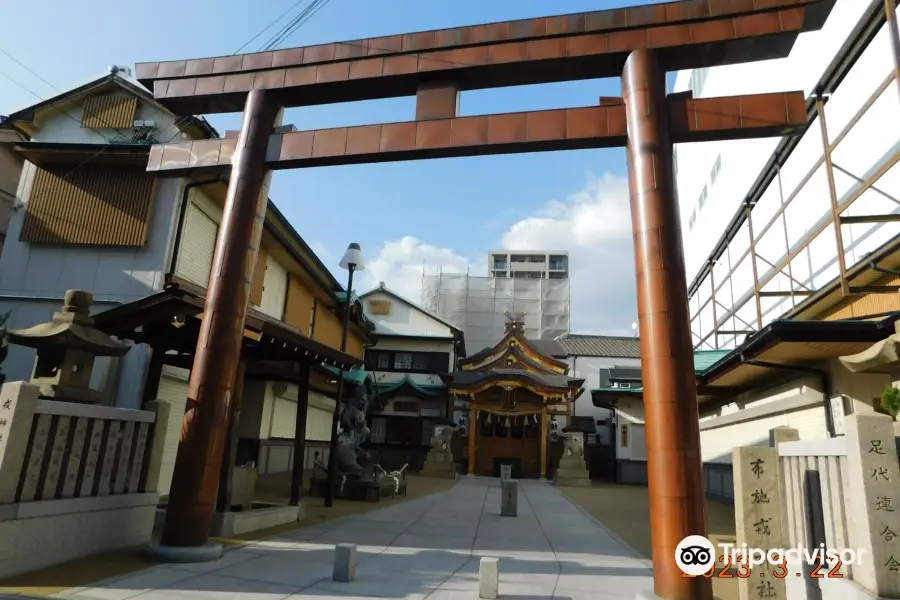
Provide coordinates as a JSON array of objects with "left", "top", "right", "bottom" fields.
[
  {"left": 0, "top": 66, "right": 373, "bottom": 498},
  {"left": 600, "top": 0, "right": 900, "bottom": 500},
  {"left": 421, "top": 269, "right": 570, "bottom": 355},
  {"left": 359, "top": 283, "right": 465, "bottom": 471},
  {"left": 488, "top": 250, "right": 569, "bottom": 279}
]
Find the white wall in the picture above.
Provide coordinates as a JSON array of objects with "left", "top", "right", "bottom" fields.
[
  {"left": 675, "top": 0, "right": 900, "bottom": 349},
  {"left": 613, "top": 396, "right": 646, "bottom": 462},
  {"left": 363, "top": 290, "right": 455, "bottom": 338},
  {"left": 565, "top": 355, "right": 641, "bottom": 426}
]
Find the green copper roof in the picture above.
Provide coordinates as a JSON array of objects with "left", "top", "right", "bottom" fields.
[
  {"left": 335, "top": 290, "right": 361, "bottom": 303},
  {"left": 322, "top": 364, "right": 370, "bottom": 386},
  {"left": 375, "top": 375, "right": 445, "bottom": 397},
  {"left": 591, "top": 349, "right": 732, "bottom": 396},
  {"left": 693, "top": 350, "right": 731, "bottom": 373}
]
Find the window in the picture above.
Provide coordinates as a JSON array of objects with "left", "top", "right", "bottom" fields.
[
  {"left": 412, "top": 353, "right": 429, "bottom": 371},
  {"left": 549, "top": 256, "right": 567, "bottom": 270},
  {"left": 393, "top": 353, "right": 413, "bottom": 370},
  {"left": 376, "top": 352, "right": 390, "bottom": 370},
  {"left": 492, "top": 255, "right": 507, "bottom": 270},
  {"left": 699, "top": 185, "right": 708, "bottom": 209}
]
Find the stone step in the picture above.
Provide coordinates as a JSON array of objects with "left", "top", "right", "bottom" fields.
[
  {"left": 555, "top": 477, "right": 592, "bottom": 488},
  {"left": 426, "top": 451, "right": 453, "bottom": 463},
  {"left": 420, "top": 469, "right": 457, "bottom": 479},
  {"left": 556, "top": 468, "right": 590, "bottom": 480},
  {"left": 423, "top": 460, "right": 455, "bottom": 472}
]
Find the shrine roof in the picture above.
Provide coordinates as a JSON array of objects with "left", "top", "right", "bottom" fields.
[
  {"left": 375, "top": 375, "right": 445, "bottom": 398},
  {"left": 441, "top": 368, "right": 583, "bottom": 391},
  {"left": 134, "top": 0, "right": 836, "bottom": 115}
]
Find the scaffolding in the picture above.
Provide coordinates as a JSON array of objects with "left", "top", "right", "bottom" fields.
[
  {"left": 421, "top": 269, "right": 571, "bottom": 355},
  {"left": 688, "top": 0, "right": 900, "bottom": 350}
]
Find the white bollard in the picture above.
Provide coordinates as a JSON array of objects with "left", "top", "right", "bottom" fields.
[
  {"left": 479, "top": 556, "right": 499, "bottom": 599},
  {"left": 333, "top": 543, "right": 357, "bottom": 582}
]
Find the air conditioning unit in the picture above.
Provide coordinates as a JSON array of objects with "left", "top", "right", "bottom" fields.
[
  {"left": 617, "top": 383, "right": 632, "bottom": 389},
  {"left": 133, "top": 120, "right": 144, "bottom": 128},
  {"left": 143, "top": 120, "right": 156, "bottom": 128}
]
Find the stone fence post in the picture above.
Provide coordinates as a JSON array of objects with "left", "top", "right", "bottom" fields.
[
  {"left": 844, "top": 413, "right": 900, "bottom": 598},
  {"left": 733, "top": 445, "right": 786, "bottom": 600},
  {"left": 0, "top": 382, "right": 39, "bottom": 504}
]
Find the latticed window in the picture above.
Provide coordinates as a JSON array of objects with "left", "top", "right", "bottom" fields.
[{"left": 393, "top": 353, "right": 413, "bottom": 370}]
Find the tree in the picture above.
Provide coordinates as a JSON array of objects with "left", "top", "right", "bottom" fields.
[
  {"left": 0, "top": 311, "right": 9, "bottom": 388},
  {"left": 881, "top": 384, "right": 900, "bottom": 421}
]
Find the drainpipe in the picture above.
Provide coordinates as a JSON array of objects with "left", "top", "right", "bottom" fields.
[
  {"left": 168, "top": 177, "right": 223, "bottom": 275},
  {"left": 740, "top": 355, "right": 837, "bottom": 438}
]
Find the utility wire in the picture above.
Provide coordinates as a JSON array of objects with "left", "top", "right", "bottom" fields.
[
  {"left": 234, "top": 0, "right": 310, "bottom": 55},
  {"left": 260, "top": 0, "right": 332, "bottom": 52}
]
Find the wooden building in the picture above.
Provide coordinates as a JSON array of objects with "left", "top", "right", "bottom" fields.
[{"left": 441, "top": 315, "right": 583, "bottom": 479}]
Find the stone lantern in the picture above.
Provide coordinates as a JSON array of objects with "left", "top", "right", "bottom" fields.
[{"left": 6, "top": 289, "right": 130, "bottom": 403}]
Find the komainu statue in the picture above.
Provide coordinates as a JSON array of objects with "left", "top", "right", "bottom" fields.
[
  {"left": 335, "top": 384, "right": 372, "bottom": 476},
  {"left": 562, "top": 432, "right": 584, "bottom": 457},
  {"left": 430, "top": 425, "right": 454, "bottom": 452}
]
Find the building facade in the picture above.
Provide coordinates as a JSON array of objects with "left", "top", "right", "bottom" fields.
[
  {"left": 674, "top": 0, "right": 899, "bottom": 351},
  {"left": 0, "top": 68, "right": 372, "bottom": 498},
  {"left": 421, "top": 271, "right": 570, "bottom": 356},
  {"left": 488, "top": 250, "right": 569, "bottom": 279},
  {"left": 359, "top": 283, "right": 464, "bottom": 471}
]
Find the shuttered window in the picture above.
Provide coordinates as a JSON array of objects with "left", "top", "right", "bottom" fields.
[
  {"left": 20, "top": 166, "right": 155, "bottom": 246},
  {"left": 154, "top": 375, "right": 190, "bottom": 497},
  {"left": 259, "top": 254, "right": 288, "bottom": 320},
  {"left": 176, "top": 202, "right": 218, "bottom": 288},
  {"left": 250, "top": 245, "right": 268, "bottom": 306},
  {"left": 284, "top": 275, "right": 315, "bottom": 334},
  {"left": 81, "top": 94, "right": 138, "bottom": 129}
]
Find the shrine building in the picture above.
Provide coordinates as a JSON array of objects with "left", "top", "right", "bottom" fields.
[{"left": 441, "top": 314, "right": 584, "bottom": 479}]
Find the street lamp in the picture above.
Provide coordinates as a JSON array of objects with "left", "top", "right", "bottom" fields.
[{"left": 325, "top": 243, "right": 365, "bottom": 507}]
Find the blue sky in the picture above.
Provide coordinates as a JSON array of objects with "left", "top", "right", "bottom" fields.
[{"left": 0, "top": 0, "right": 675, "bottom": 335}]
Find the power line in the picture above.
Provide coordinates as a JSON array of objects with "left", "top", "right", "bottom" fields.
[
  {"left": 260, "top": 0, "right": 333, "bottom": 52},
  {"left": 234, "top": 0, "right": 310, "bottom": 55}
]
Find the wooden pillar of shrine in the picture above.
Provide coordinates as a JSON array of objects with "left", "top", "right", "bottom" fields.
[
  {"left": 467, "top": 403, "right": 477, "bottom": 475},
  {"left": 540, "top": 410, "right": 548, "bottom": 479}
]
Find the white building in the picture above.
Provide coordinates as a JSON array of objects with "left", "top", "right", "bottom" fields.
[
  {"left": 675, "top": 0, "right": 899, "bottom": 350},
  {"left": 0, "top": 67, "right": 371, "bottom": 497},
  {"left": 359, "top": 283, "right": 465, "bottom": 470},
  {"left": 488, "top": 250, "right": 569, "bottom": 279},
  {"left": 421, "top": 271, "right": 570, "bottom": 355}
]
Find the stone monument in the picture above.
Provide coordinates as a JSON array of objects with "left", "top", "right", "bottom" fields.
[
  {"left": 554, "top": 430, "right": 591, "bottom": 487},
  {"left": 420, "top": 424, "right": 457, "bottom": 479},
  {"left": 6, "top": 290, "right": 129, "bottom": 404}
]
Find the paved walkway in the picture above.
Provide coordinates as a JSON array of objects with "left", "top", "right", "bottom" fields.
[{"left": 56, "top": 478, "right": 654, "bottom": 600}]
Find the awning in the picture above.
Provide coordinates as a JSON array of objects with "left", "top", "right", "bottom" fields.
[{"left": 93, "top": 279, "right": 363, "bottom": 370}]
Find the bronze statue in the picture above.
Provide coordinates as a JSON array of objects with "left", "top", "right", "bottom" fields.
[{"left": 335, "top": 383, "right": 372, "bottom": 476}]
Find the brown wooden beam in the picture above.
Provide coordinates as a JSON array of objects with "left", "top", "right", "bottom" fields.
[
  {"left": 134, "top": 1, "right": 831, "bottom": 115},
  {"left": 840, "top": 214, "right": 900, "bottom": 224},
  {"left": 147, "top": 92, "right": 806, "bottom": 175}
]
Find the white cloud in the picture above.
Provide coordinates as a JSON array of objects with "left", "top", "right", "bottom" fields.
[{"left": 363, "top": 172, "right": 639, "bottom": 335}]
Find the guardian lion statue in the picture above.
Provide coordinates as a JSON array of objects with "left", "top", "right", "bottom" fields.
[
  {"left": 562, "top": 432, "right": 584, "bottom": 457},
  {"left": 430, "top": 425, "right": 455, "bottom": 452}
]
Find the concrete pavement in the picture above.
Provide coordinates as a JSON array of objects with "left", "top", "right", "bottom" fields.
[{"left": 53, "top": 478, "right": 654, "bottom": 600}]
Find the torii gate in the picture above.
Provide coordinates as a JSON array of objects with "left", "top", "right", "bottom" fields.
[{"left": 135, "top": 1, "right": 836, "bottom": 597}]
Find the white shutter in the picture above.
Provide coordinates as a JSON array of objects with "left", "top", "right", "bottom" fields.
[
  {"left": 259, "top": 255, "right": 288, "bottom": 319},
  {"left": 155, "top": 375, "right": 190, "bottom": 496},
  {"left": 306, "top": 407, "right": 333, "bottom": 442},
  {"left": 176, "top": 202, "right": 218, "bottom": 288},
  {"left": 630, "top": 424, "right": 647, "bottom": 461}
]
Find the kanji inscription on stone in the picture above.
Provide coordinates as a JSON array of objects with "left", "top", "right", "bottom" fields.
[
  {"left": 750, "top": 458, "right": 765, "bottom": 478},
  {"left": 843, "top": 414, "right": 900, "bottom": 597},
  {"left": 751, "top": 489, "right": 770, "bottom": 504}
]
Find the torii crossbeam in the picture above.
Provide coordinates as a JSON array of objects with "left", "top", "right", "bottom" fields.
[{"left": 135, "top": 1, "right": 837, "bottom": 598}]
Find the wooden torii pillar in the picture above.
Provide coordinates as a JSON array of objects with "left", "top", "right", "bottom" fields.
[{"left": 135, "top": 1, "right": 836, "bottom": 597}]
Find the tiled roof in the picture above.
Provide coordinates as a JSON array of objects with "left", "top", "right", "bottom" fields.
[
  {"left": 555, "top": 334, "right": 641, "bottom": 358},
  {"left": 693, "top": 350, "right": 731, "bottom": 372}
]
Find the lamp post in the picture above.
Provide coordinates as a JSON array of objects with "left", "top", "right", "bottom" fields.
[{"left": 325, "top": 242, "right": 365, "bottom": 507}]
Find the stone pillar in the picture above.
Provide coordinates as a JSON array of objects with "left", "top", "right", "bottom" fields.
[
  {"left": 622, "top": 48, "right": 710, "bottom": 600},
  {"left": 844, "top": 414, "right": 900, "bottom": 597},
  {"left": 0, "top": 382, "right": 39, "bottom": 503},
  {"left": 160, "top": 89, "right": 282, "bottom": 548},
  {"left": 733, "top": 446, "right": 786, "bottom": 600}
]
